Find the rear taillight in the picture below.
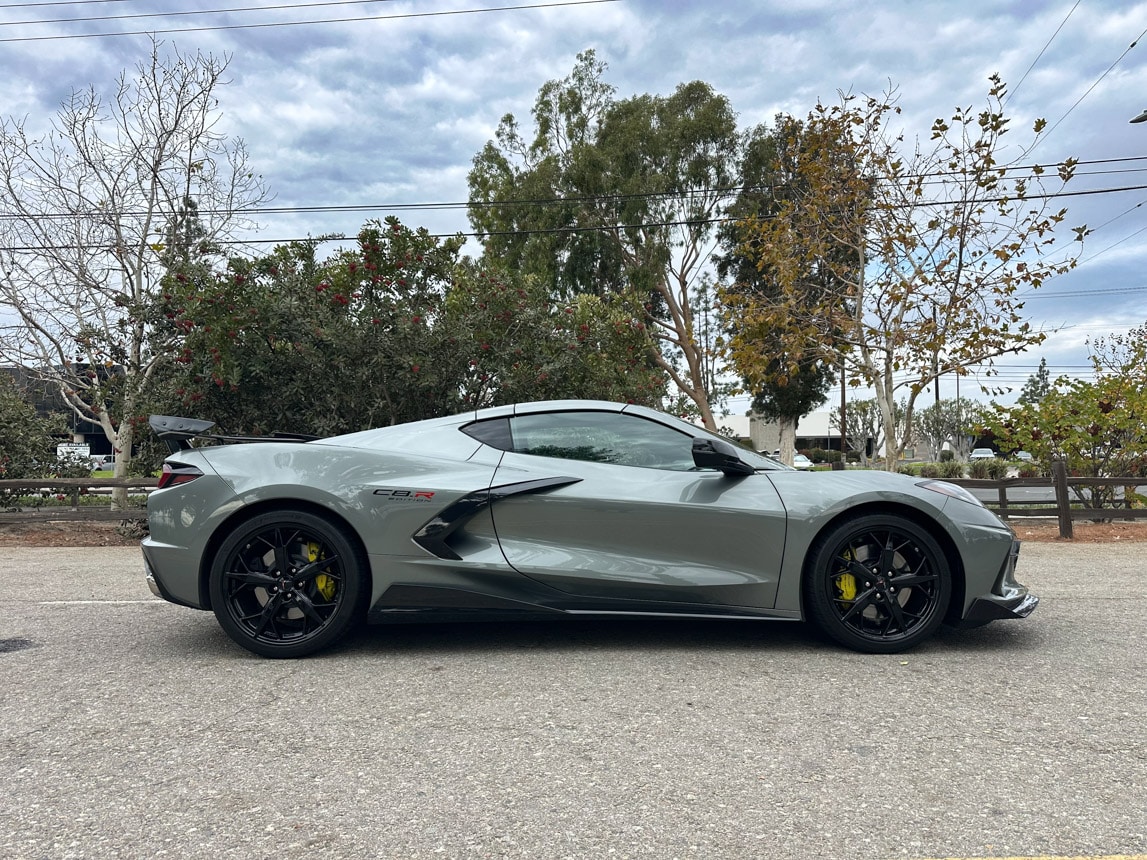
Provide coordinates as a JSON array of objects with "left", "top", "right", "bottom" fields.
[{"left": 157, "top": 462, "right": 204, "bottom": 489}]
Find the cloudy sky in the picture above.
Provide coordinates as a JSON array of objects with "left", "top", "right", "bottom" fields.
[{"left": 3, "top": 0, "right": 1146, "bottom": 407}]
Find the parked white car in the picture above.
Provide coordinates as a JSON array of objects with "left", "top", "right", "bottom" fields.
[
  {"left": 969, "top": 448, "right": 996, "bottom": 460},
  {"left": 792, "top": 453, "right": 814, "bottom": 470}
]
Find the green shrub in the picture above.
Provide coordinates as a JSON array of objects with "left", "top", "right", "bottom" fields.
[
  {"left": 919, "top": 463, "right": 940, "bottom": 478},
  {"left": 939, "top": 460, "right": 965, "bottom": 479},
  {"left": 968, "top": 460, "right": 991, "bottom": 479},
  {"left": 939, "top": 449, "right": 955, "bottom": 462},
  {"left": 986, "top": 459, "right": 1009, "bottom": 479}
]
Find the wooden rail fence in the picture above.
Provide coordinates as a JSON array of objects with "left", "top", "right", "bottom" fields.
[
  {"left": 0, "top": 477, "right": 157, "bottom": 523},
  {"left": 950, "top": 460, "right": 1147, "bottom": 538},
  {"left": 2, "top": 462, "right": 1144, "bottom": 538}
]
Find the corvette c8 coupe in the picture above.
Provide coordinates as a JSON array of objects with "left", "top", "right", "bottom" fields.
[{"left": 141, "top": 400, "right": 1036, "bottom": 657}]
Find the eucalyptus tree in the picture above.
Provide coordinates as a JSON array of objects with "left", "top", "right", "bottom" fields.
[{"left": 468, "top": 50, "right": 742, "bottom": 429}]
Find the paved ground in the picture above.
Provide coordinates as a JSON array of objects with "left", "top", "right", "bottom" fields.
[{"left": 0, "top": 543, "right": 1144, "bottom": 859}]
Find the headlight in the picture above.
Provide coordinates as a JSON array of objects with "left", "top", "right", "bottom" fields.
[{"left": 917, "top": 479, "right": 985, "bottom": 507}]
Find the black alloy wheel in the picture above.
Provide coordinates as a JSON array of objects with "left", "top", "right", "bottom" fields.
[
  {"left": 804, "top": 514, "right": 951, "bottom": 653},
  {"left": 208, "top": 510, "right": 368, "bottom": 658}
]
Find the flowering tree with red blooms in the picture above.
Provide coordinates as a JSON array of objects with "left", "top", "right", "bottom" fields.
[
  {"left": 445, "top": 261, "right": 664, "bottom": 410},
  {"left": 146, "top": 217, "right": 665, "bottom": 443},
  {"left": 987, "top": 321, "right": 1147, "bottom": 509}
]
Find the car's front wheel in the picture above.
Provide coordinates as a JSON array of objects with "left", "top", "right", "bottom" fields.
[
  {"left": 208, "top": 510, "right": 368, "bottom": 658},
  {"left": 803, "top": 514, "right": 951, "bottom": 653}
]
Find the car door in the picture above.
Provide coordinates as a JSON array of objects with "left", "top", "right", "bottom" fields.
[{"left": 483, "top": 409, "right": 788, "bottom": 611}]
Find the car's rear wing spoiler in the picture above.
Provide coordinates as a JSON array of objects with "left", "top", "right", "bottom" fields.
[{"left": 149, "top": 415, "right": 320, "bottom": 454}]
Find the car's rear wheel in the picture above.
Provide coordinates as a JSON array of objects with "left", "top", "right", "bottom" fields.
[
  {"left": 208, "top": 510, "right": 368, "bottom": 658},
  {"left": 804, "top": 514, "right": 951, "bottom": 653}
]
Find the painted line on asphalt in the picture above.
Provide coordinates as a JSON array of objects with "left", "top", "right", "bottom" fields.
[
  {"left": 37, "top": 599, "right": 162, "bottom": 605},
  {"left": 919, "top": 855, "right": 1147, "bottom": 860}
]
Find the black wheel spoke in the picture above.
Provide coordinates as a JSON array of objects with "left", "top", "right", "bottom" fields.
[
  {"left": 225, "top": 568, "right": 278, "bottom": 588},
  {"left": 883, "top": 594, "right": 908, "bottom": 632},
  {"left": 291, "top": 591, "right": 328, "bottom": 627},
  {"left": 251, "top": 595, "right": 283, "bottom": 638},
  {"left": 294, "top": 554, "right": 341, "bottom": 584},
  {"left": 272, "top": 538, "right": 293, "bottom": 577},
  {"left": 890, "top": 570, "right": 936, "bottom": 589},
  {"left": 837, "top": 588, "right": 878, "bottom": 622},
  {"left": 810, "top": 517, "right": 950, "bottom": 652},
  {"left": 846, "top": 558, "right": 874, "bottom": 580},
  {"left": 878, "top": 533, "right": 898, "bottom": 574}
]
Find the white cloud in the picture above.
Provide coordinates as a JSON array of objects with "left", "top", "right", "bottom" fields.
[{"left": 3, "top": 0, "right": 1147, "bottom": 385}]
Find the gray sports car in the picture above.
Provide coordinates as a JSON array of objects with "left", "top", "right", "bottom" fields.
[{"left": 141, "top": 400, "right": 1037, "bottom": 658}]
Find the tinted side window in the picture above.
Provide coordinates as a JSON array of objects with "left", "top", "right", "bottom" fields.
[
  {"left": 509, "top": 412, "right": 697, "bottom": 470},
  {"left": 461, "top": 417, "right": 512, "bottom": 450}
]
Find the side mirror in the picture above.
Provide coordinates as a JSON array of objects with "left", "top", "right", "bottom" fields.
[{"left": 691, "top": 437, "right": 755, "bottom": 477}]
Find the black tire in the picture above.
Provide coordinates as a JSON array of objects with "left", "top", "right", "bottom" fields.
[
  {"left": 208, "top": 510, "right": 368, "bottom": 658},
  {"left": 803, "top": 514, "right": 951, "bottom": 654}
]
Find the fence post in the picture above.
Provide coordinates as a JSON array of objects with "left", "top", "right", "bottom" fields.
[{"left": 1051, "top": 459, "right": 1073, "bottom": 539}]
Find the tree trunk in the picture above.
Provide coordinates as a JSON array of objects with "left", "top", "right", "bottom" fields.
[
  {"left": 110, "top": 423, "right": 134, "bottom": 510},
  {"left": 777, "top": 416, "right": 797, "bottom": 466}
]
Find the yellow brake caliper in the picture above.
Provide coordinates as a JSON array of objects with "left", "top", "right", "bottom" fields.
[
  {"left": 309, "top": 542, "right": 337, "bottom": 601},
  {"left": 835, "top": 549, "right": 857, "bottom": 603}
]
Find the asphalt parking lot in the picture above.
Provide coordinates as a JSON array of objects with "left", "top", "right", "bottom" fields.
[{"left": 1, "top": 542, "right": 1144, "bottom": 860}]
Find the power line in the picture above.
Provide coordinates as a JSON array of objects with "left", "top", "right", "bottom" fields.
[
  {"left": 1077, "top": 223, "right": 1147, "bottom": 267},
  {"left": 0, "top": 0, "right": 622, "bottom": 42},
  {"left": 1029, "top": 24, "right": 1147, "bottom": 157},
  {"left": 8, "top": 156, "right": 1147, "bottom": 223},
  {"left": 0, "top": 0, "right": 135, "bottom": 7},
  {"left": 0, "top": 0, "right": 397, "bottom": 27},
  {"left": 1022, "top": 283, "right": 1147, "bottom": 299},
  {"left": 1004, "top": 0, "right": 1080, "bottom": 106},
  {"left": 5, "top": 180, "right": 1147, "bottom": 250}
]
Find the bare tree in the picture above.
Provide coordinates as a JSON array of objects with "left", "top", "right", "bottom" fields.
[
  {"left": 728, "top": 77, "right": 1084, "bottom": 469},
  {"left": 830, "top": 398, "right": 901, "bottom": 467},
  {"left": 0, "top": 41, "right": 267, "bottom": 500}
]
